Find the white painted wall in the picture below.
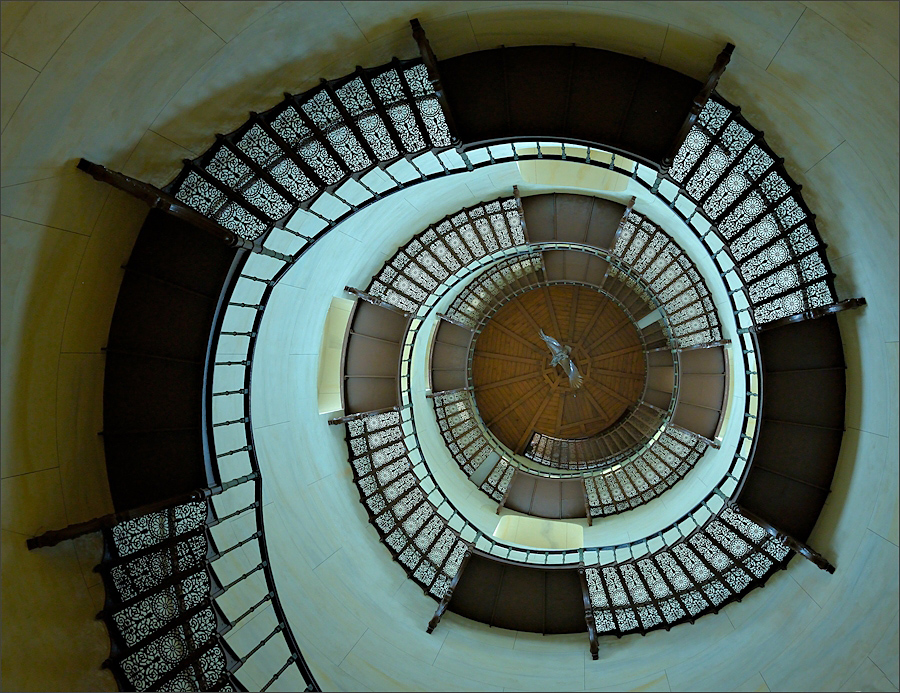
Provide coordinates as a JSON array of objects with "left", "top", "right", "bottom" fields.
[{"left": 1, "top": 2, "right": 896, "bottom": 691}]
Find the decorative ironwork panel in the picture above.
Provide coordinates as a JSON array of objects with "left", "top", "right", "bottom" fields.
[
  {"left": 669, "top": 94, "right": 838, "bottom": 323},
  {"left": 445, "top": 253, "right": 542, "bottom": 328},
  {"left": 368, "top": 197, "right": 529, "bottom": 315},
  {"left": 433, "top": 392, "right": 487, "bottom": 476},
  {"left": 584, "top": 505, "right": 791, "bottom": 636},
  {"left": 613, "top": 211, "right": 722, "bottom": 346},
  {"left": 480, "top": 458, "right": 512, "bottom": 501},
  {"left": 572, "top": 425, "right": 707, "bottom": 518},
  {"left": 344, "top": 410, "right": 471, "bottom": 598}
]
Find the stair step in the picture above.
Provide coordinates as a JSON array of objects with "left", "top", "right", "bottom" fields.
[{"left": 440, "top": 46, "right": 698, "bottom": 163}]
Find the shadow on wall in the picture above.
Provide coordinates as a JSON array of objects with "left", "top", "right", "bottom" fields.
[{"left": 146, "top": 6, "right": 722, "bottom": 164}]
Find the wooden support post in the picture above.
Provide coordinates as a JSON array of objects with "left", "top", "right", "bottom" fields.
[
  {"left": 660, "top": 43, "right": 735, "bottom": 174},
  {"left": 76, "top": 159, "right": 290, "bottom": 261},
  {"left": 427, "top": 549, "right": 472, "bottom": 633},
  {"left": 77, "top": 158, "right": 234, "bottom": 239},
  {"left": 729, "top": 502, "right": 836, "bottom": 573},
  {"left": 410, "top": 18, "right": 462, "bottom": 145},
  {"left": 578, "top": 565, "right": 600, "bottom": 660},
  {"left": 26, "top": 473, "right": 259, "bottom": 549}
]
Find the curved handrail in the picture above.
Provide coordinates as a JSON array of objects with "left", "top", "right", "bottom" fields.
[
  {"left": 210, "top": 138, "right": 762, "bottom": 563},
  {"left": 199, "top": 103, "right": 837, "bottom": 643},
  {"left": 206, "top": 248, "right": 321, "bottom": 691},
  {"left": 205, "top": 135, "right": 785, "bottom": 650},
  {"left": 70, "top": 44, "right": 856, "bottom": 677},
  {"left": 393, "top": 232, "right": 758, "bottom": 566},
  {"left": 414, "top": 240, "right": 682, "bottom": 480}
]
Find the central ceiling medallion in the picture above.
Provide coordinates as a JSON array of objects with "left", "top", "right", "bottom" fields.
[{"left": 471, "top": 285, "right": 645, "bottom": 454}]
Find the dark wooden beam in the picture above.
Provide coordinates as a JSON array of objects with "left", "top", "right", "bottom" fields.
[
  {"left": 427, "top": 549, "right": 472, "bottom": 633},
  {"left": 476, "top": 370, "right": 549, "bottom": 392},
  {"left": 474, "top": 351, "right": 542, "bottom": 365},
  {"left": 27, "top": 473, "right": 257, "bottom": 549},
  {"left": 661, "top": 43, "right": 735, "bottom": 173},
  {"left": 76, "top": 159, "right": 290, "bottom": 261},
  {"left": 410, "top": 18, "right": 462, "bottom": 145}
]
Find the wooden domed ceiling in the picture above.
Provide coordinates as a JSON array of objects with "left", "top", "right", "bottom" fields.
[{"left": 471, "top": 285, "right": 645, "bottom": 453}]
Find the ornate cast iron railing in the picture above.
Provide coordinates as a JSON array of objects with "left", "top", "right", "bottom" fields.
[
  {"left": 74, "top": 130, "right": 836, "bottom": 671},
  {"left": 612, "top": 209, "right": 722, "bottom": 346},
  {"left": 345, "top": 410, "right": 472, "bottom": 599},
  {"left": 60, "top": 31, "right": 864, "bottom": 672},
  {"left": 183, "top": 134, "right": 823, "bottom": 655},
  {"left": 28, "top": 467, "right": 318, "bottom": 692},
  {"left": 333, "top": 255, "right": 793, "bottom": 652},
  {"left": 582, "top": 502, "right": 792, "bottom": 637},
  {"left": 70, "top": 43, "right": 856, "bottom": 672},
  {"left": 366, "top": 196, "right": 527, "bottom": 313},
  {"left": 667, "top": 95, "right": 836, "bottom": 324},
  {"left": 524, "top": 404, "right": 666, "bottom": 470},
  {"left": 580, "top": 426, "right": 709, "bottom": 517},
  {"left": 444, "top": 252, "right": 544, "bottom": 329},
  {"left": 163, "top": 58, "right": 454, "bottom": 243}
]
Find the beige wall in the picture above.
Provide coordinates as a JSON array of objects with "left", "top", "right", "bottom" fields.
[{"left": 1, "top": 2, "right": 896, "bottom": 691}]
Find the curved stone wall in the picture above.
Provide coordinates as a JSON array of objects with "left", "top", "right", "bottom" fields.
[{"left": 2, "top": 3, "right": 896, "bottom": 691}]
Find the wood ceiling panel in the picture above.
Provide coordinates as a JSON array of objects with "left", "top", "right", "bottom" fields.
[{"left": 472, "top": 286, "right": 645, "bottom": 452}]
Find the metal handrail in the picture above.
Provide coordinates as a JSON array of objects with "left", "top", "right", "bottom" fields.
[
  {"left": 208, "top": 139, "right": 762, "bottom": 581},
  {"left": 456, "top": 242, "right": 682, "bottom": 475}
]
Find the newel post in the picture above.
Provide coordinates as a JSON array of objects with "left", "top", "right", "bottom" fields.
[
  {"left": 728, "top": 502, "right": 835, "bottom": 573},
  {"left": 578, "top": 565, "right": 600, "bottom": 660},
  {"left": 660, "top": 43, "right": 735, "bottom": 177},
  {"left": 427, "top": 548, "right": 472, "bottom": 633},
  {"left": 410, "top": 18, "right": 462, "bottom": 146}
]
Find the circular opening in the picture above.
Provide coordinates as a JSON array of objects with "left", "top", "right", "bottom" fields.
[{"left": 471, "top": 285, "right": 645, "bottom": 454}]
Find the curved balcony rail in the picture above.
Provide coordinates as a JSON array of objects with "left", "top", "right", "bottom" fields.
[
  {"left": 444, "top": 252, "right": 546, "bottom": 330},
  {"left": 368, "top": 220, "right": 758, "bottom": 567},
  {"left": 367, "top": 197, "right": 528, "bottom": 313},
  {"left": 432, "top": 384, "right": 710, "bottom": 520},
  {"left": 524, "top": 404, "right": 666, "bottom": 470},
  {"left": 428, "top": 241, "right": 701, "bottom": 507},
  {"left": 65, "top": 34, "right": 862, "bottom": 670},
  {"left": 612, "top": 208, "right": 723, "bottom": 347},
  {"left": 72, "top": 128, "right": 838, "bottom": 667},
  {"left": 27, "top": 464, "right": 318, "bottom": 692},
  {"left": 178, "top": 136, "right": 795, "bottom": 651},
  {"left": 336, "top": 317, "right": 793, "bottom": 653},
  {"left": 413, "top": 237, "right": 687, "bottom": 502}
]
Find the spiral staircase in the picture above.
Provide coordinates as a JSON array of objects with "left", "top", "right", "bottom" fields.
[{"left": 26, "top": 19, "right": 869, "bottom": 691}]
